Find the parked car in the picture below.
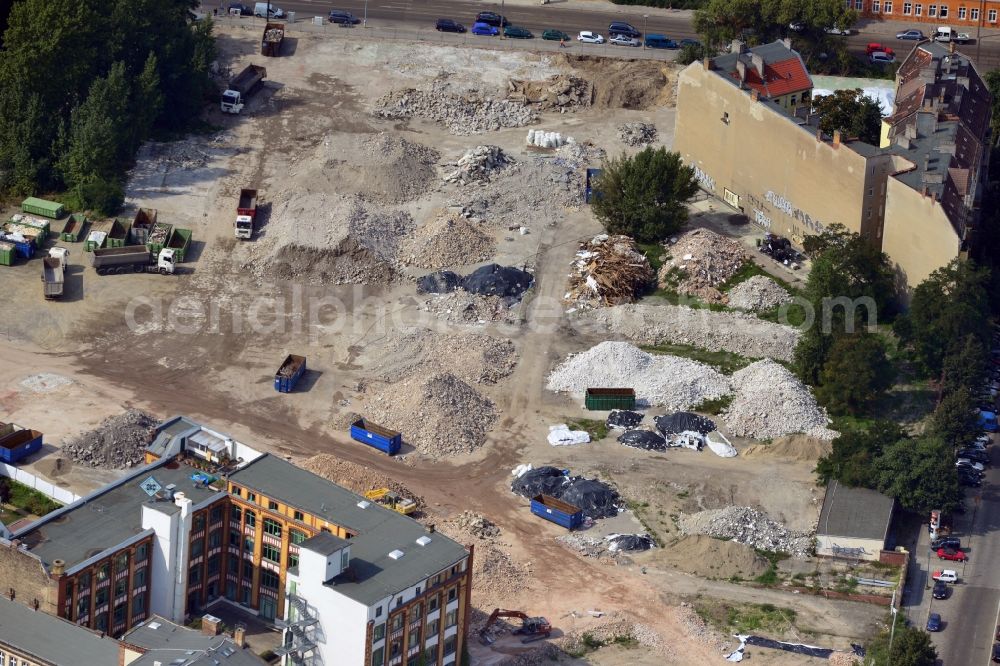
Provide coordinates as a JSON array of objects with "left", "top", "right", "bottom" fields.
[
  {"left": 992, "top": 643, "right": 1000, "bottom": 663},
  {"left": 608, "top": 21, "right": 641, "bottom": 38},
  {"left": 931, "top": 536, "right": 961, "bottom": 550},
  {"left": 476, "top": 12, "right": 508, "bottom": 27},
  {"left": 958, "top": 449, "right": 989, "bottom": 463},
  {"left": 328, "top": 10, "right": 360, "bottom": 24},
  {"left": 869, "top": 52, "right": 896, "bottom": 65},
  {"left": 542, "top": 29, "right": 570, "bottom": 41},
  {"left": 957, "top": 458, "right": 986, "bottom": 472},
  {"left": 825, "top": 26, "right": 854, "bottom": 35},
  {"left": 436, "top": 18, "right": 466, "bottom": 32},
  {"left": 927, "top": 612, "right": 942, "bottom": 632},
  {"left": 938, "top": 547, "right": 968, "bottom": 562},
  {"left": 504, "top": 25, "right": 533, "bottom": 39},
  {"left": 932, "top": 569, "right": 958, "bottom": 583},
  {"left": 959, "top": 473, "right": 982, "bottom": 487},
  {"left": 866, "top": 42, "right": 896, "bottom": 57},
  {"left": 680, "top": 38, "right": 702, "bottom": 48},
  {"left": 897, "top": 29, "right": 926, "bottom": 40},
  {"left": 578, "top": 31, "right": 605, "bottom": 44},
  {"left": 254, "top": 2, "right": 284, "bottom": 18},
  {"left": 471, "top": 22, "right": 499, "bottom": 36},
  {"left": 610, "top": 34, "right": 641, "bottom": 47},
  {"left": 228, "top": 3, "right": 253, "bottom": 15},
  {"left": 644, "top": 34, "right": 679, "bottom": 49},
  {"left": 933, "top": 580, "right": 949, "bottom": 599}
]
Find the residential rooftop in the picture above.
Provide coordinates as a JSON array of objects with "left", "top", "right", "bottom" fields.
[
  {"left": 230, "top": 455, "right": 468, "bottom": 605},
  {"left": 0, "top": 595, "right": 122, "bottom": 665},
  {"left": 124, "top": 616, "right": 265, "bottom": 666},
  {"left": 817, "top": 480, "right": 895, "bottom": 541},
  {"left": 16, "top": 458, "right": 223, "bottom": 571},
  {"left": 712, "top": 40, "right": 813, "bottom": 99}
]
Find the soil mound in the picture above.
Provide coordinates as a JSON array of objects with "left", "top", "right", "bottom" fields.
[
  {"left": 558, "top": 55, "right": 673, "bottom": 109},
  {"left": 743, "top": 434, "right": 833, "bottom": 462},
  {"left": 657, "top": 535, "right": 771, "bottom": 579}
]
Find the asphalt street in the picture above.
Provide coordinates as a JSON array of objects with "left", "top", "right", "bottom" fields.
[{"left": 904, "top": 434, "right": 1000, "bottom": 665}]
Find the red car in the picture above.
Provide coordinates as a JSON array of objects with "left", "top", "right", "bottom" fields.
[
  {"left": 866, "top": 42, "right": 895, "bottom": 57},
  {"left": 938, "top": 547, "right": 968, "bottom": 562}
]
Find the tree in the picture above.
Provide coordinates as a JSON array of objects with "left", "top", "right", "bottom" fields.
[
  {"left": 865, "top": 618, "right": 938, "bottom": 666},
  {"left": 693, "top": 0, "right": 856, "bottom": 50},
  {"left": 591, "top": 147, "right": 699, "bottom": 243},
  {"left": 815, "top": 420, "right": 906, "bottom": 487},
  {"left": 941, "top": 334, "right": 988, "bottom": 398},
  {"left": 985, "top": 69, "right": 1000, "bottom": 147},
  {"left": 812, "top": 89, "right": 883, "bottom": 145},
  {"left": 815, "top": 331, "right": 894, "bottom": 414},
  {"left": 929, "top": 387, "right": 981, "bottom": 447},
  {"left": 874, "top": 436, "right": 963, "bottom": 514}
]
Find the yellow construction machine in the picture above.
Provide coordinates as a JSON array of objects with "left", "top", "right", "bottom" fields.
[{"left": 364, "top": 488, "right": 417, "bottom": 515}]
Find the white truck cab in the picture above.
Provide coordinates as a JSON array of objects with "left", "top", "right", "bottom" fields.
[
  {"left": 221, "top": 89, "right": 244, "bottom": 114},
  {"left": 235, "top": 215, "right": 254, "bottom": 239},
  {"left": 157, "top": 248, "right": 176, "bottom": 274}
]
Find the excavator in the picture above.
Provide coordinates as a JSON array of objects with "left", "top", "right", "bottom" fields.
[
  {"left": 363, "top": 488, "right": 417, "bottom": 515},
  {"left": 479, "top": 608, "right": 552, "bottom": 646}
]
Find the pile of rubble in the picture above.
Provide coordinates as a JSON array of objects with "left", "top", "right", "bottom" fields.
[
  {"left": 547, "top": 341, "right": 731, "bottom": 410},
  {"left": 679, "top": 506, "right": 814, "bottom": 557},
  {"left": 676, "top": 602, "right": 731, "bottom": 652},
  {"left": 727, "top": 274, "right": 793, "bottom": 312},
  {"left": 558, "top": 613, "right": 666, "bottom": 657},
  {"left": 618, "top": 122, "right": 657, "bottom": 146},
  {"left": 366, "top": 373, "right": 498, "bottom": 456},
  {"left": 373, "top": 87, "right": 536, "bottom": 134},
  {"left": 443, "top": 145, "right": 513, "bottom": 185},
  {"left": 445, "top": 511, "right": 501, "bottom": 539},
  {"left": 660, "top": 228, "right": 750, "bottom": 303},
  {"left": 724, "top": 360, "right": 838, "bottom": 440},
  {"left": 565, "top": 234, "right": 654, "bottom": 309},
  {"left": 417, "top": 291, "right": 524, "bottom": 327},
  {"left": 302, "top": 454, "right": 422, "bottom": 506},
  {"left": 506, "top": 75, "right": 593, "bottom": 110},
  {"left": 61, "top": 410, "right": 158, "bottom": 469},
  {"left": 585, "top": 304, "right": 801, "bottom": 362},
  {"left": 401, "top": 214, "right": 495, "bottom": 269},
  {"left": 373, "top": 331, "right": 518, "bottom": 385},
  {"left": 437, "top": 513, "right": 527, "bottom": 608}
]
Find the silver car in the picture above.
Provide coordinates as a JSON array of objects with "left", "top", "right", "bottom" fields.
[{"left": 610, "top": 34, "right": 640, "bottom": 47}]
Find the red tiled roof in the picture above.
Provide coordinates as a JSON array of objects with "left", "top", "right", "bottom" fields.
[
  {"left": 727, "top": 57, "right": 811, "bottom": 98},
  {"left": 948, "top": 167, "right": 970, "bottom": 195}
]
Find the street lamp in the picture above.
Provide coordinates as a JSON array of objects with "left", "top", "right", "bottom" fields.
[
  {"left": 363, "top": 0, "right": 368, "bottom": 26},
  {"left": 643, "top": 14, "right": 649, "bottom": 49}
]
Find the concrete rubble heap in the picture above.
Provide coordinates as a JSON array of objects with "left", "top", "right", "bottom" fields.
[
  {"left": 402, "top": 214, "right": 495, "bottom": 269},
  {"left": 724, "top": 360, "right": 838, "bottom": 440},
  {"left": 679, "top": 505, "right": 815, "bottom": 557},
  {"left": 61, "top": 409, "right": 158, "bottom": 469},
  {"left": 373, "top": 86, "right": 537, "bottom": 135},
  {"left": 660, "top": 228, "right": 750, "bottom": 303},
  {"left": 565, "top": 234, "right": 655, "bottom": 309},
  {"left": 302, "top": 454, "right": 423, "bottom": 507},
  {"left": 618, "top": 121, "right": 658, "bottom": 146},
  {"left": 727, "top": 274, "right": 793, "bottom": 312},
  {"left": 506, "top": 75, "right": 593, "bottom": 110},
  {"left": 443, "top": 145, "right": 514, "bottom": 185}
]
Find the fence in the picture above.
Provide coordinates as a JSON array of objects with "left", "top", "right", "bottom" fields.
[{"left": 0, "top": 463, "right": 81, "bottom": 505}]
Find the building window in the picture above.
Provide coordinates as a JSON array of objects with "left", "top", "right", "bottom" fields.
[
  {"left": 374, "top": 623, "right": 386, "bottom": 642},
  {"left": 341, "top": 550, "right": 349, "bottom": 571},
  {"left": 446, "top": 610, "right": 458, "bottom": 628},
  {"left": 288, "top": 552, "right": 298, "bottom": 568},
  {"left": 115, "top": 578, "right": 127, "bottom": 597},
  {"left": 390, "top": 640, "right": 402, "bottom": 659},
  {"left": 115, "top": 552, "right": 128, "bottom": 571},
  {"left": 135, "top": 544, "right": 148, "bottom": 562},
  {"left": 289, "top": 529, "right": 306, "bottom": 544},
  {"left": 293, "top": 510, "right": 304, "bottom": 521},
  {"left": 371, "top": 647, "right": 384, "bottom": 666},
  {"left": 262, "top": 543, "right": 281, "bottom": 563},
  {"left": 444, "top": 636, "right": 457, "bottom": 655},
  {"left": 263, "top": 518, "right": 282, "bottom": 537},
  {"left": 268, "top": 500, "right": 278, "bottom": 511},
  {"left": 884, "top": 0, "right": 892, "bottom": 11},
  {"left": 134, "top": 567, "right": 146, "bottom": 588},
  {"left": 903, "top": 1, "right": 911, "bottom": 12},
  {"left": 959, "top": 6, "right": 966, "bottom": 18},
  {"left": 245, "top": 511, "right": 256, "bottom": 527},
  {"left": 210, "top": 505, "right": 224, "bottom": 523},
  {"left": 721, "top": 111, "right": 729, "bottom": 125},
  {"left": 209, "top": 529, "right": 222, "bottom": 549},
  {"left": 96, "top": 588, "right": 108, "bottom": 607},
  {"left": 915, "top": 3, "right": 923, "bottom": 14},
  {"left": 376, "top": 606, "right": 383, "bottom": 618},
  {"left": 855, "top": 0, "right": 863, "bottom": 8},
  {"left": 412, "top": 603, "right": 423, "bottom": 620},
  {"left": 77, "top": 596, "right": 89, "bottom": 617},
  {"left": 231, "top": 486, "right": 242, "bottom": 497},
  {"left": 396, "top": 596, "right": 403, "bottom": 608},
  {"left": 940, "top": 5, "right": 948, "bottom": 17},
  {"left": 96, "top": 564, "right": 109, "bottom": 582},
  {"left": 242, "top": 560, "right": 254, "bottom": 579},
  {"left": 260, "top": 569, "right": 280, "bottom": 590},
  {"left": 133, "top": 593, "right": 145, "bottom": 615},
  {"left": 873, "top": 0, "right": 880, "bottom": 10},
  {"left": 244, "top": 536, "right": 254, "bottom": 553},
  {"left": 972, "top": 7, "right": 980, "bottom": 19},
  {"left": 429, "top": 596, "right": 439, "bottom": 612},
  {"left": 427, "top": 618, "right": 440, "bottom": 637},
  {"left": 392, "top": 614, "right": 404, "bottom": 632},
  {"left": 929, "top": 4, "right": 937, "bottom": 15},
  {"left": 232, "top": 506, "right": 242, "bottom": 521},
  {"left": 113, "top": 603, "right": 126, "bottom": 625},
  {"left": 191, "top": 538, "right": 204, "bottom": 559},
  {"left": 79, "top": 572, "right": 91, "bottom": 590},
  {"left": 447, "top": 587, "right": 457, "bottom": 603},
  {"left": 991, "top": 8, "right": 998, "bottom": 20},
  {"left": 408, "top": 629, "right": 420, "bottom": 649},
  {"left": 247, "top": 492, "right": 257, "bottom": 503},
  {"left": 208, "top": 555, "right": 221, "bottom": 575},
  {"left": 194, "top": 513, "right": 205, "bottom": 532},
  {"left": 189, "top": 565, "right": 202, "bottom": 585}
]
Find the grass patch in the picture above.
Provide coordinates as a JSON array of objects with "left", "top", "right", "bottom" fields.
[
  {"left": 643, "top": 342, "right": 753, "bottom": 374},
  {"left": 719, "top": 260, "right": 799, "bottom": 295},
  {"left": 4, "top": 479, "right": 61, "bottom": 517},
  {"left": 756, "top": 300, "right": 810, "bottom": 327},
  {"left": 637, "top": 242, "right": 667, "bottom": 273},
  {"left": 564, "top": 418, "right": 608, "bottom": 441},
  {"left": 828, "top": 414, "right": 879, "bottom": 433},
  {"left": 696, "top": 600, "right": 798, "bottom": 635},
  {"left": 692, "top": 394, "right": 734, "bottom": 415},
  {"left": 626, "top": 500, "right": 665, "bottom": 546},
  {"left": 753, "top": 549, "right": 790, "bottom": 587}
]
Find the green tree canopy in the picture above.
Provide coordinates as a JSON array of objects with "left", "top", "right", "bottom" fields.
[
  {"left": 941, "top": 334, "right": 989, "bottom": 399},
  {"left": 874, "top": 435, "right": 963, "bottom": 514},
  {"left": 815, "top": 420, "right": 906, "bottom": 487},
  {"left": 812, "top": 89, "right": 883, "bottom": 145},
  {"left": 865, "top": 618, "right": 938, "bottom": 666},
  {"left": 815, "top": 331, "right": 895, "bottom": 415},
  {"left": 591, "top": 147, "right": 699, "bottom": 243},
  {"left": 929, "top": 387, "right": 982, "bottom": 448},
  {"left": 693, "top": 0, "right": 856, "bottom": 49}
]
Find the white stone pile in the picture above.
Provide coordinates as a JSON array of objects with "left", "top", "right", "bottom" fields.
[
  {"left": 679, "top": 506, "right": 814, "bottom": 557},
  {"left": 723, "top": 360, "right": 838, "bottom": 440},
  {"left": 727, "top": 275, "right": 793, "bottom": 312},
  {"left": 526, "top": 129, "right": 573, "bottom": 148},
  {"left": 443, "top": 145, "right": 513, "bottom": 184},
  {"left": 373, "top": 88, "right": 536, "bottom": 134}
]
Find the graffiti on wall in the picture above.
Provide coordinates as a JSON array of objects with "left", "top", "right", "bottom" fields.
[
  {"left": 693, "top": 166, "right": 715, "bottom": 191},
  {"left": 764, "top": 190, "right": 826, "bottom": 234},
  {"left": 753, "top": 209, "right": 772, "bottom": 230},
  {"left": 831, "top": 544, "right": 870, "bottom": 559}
]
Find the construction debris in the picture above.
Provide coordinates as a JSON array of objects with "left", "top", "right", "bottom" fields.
[
  {"left": 617, "top": 429, "right": 667, "bottom": 451},
  {"left": 372, "top": 331, "right": 518, "bottom": 385},
  {"left": 679, "top": 506, "right": 814, "bottom": 557},
  {"left": 373, "top": 87, "right": 537, "bottom": 135},
  {"left": 443, "top": 145, "right": 514, "bottom": 185},
  {"left": 510, "top": 466, "right": 622, "bottom": 519},
  {"left": 727, "top": 274, "right": 794, "bottom": 312},
  {"left": 618, "top": 122, "right": 657, "bottom": 146},
  {"left": 445, "top": 511, "right": 501, "bottom": 539},
  {"left": 302, "top": 454, "right": 423, "bottom": 507},
  {"left": 660, "top": 228, "right": 750, "bottom": 303},
  {"left": 654, "top": 412, "right": 716, "bottom": 435},
  {"left": 416, "top": 270, "right": 460, "bottom": 294},
  {"left": 565, "top": 234, "right": 654, "bottom": 309},
  {"left": 606, "top": 533, "right": 656, "bottom": 552},
  {"left": 402, "top": 214, "right": 495, "bottom": 269},
  {"left": 724, "top": 360, "right": 838, "bottom": 440},
  {"left": 506, "top": 75, "right": 593, "bottom": 110},
  {"left": 418, "top": 291, "right": 523, "bottom": 326},
  {"left": 61, "top": 409, "right": 157, "bottom": 469}
]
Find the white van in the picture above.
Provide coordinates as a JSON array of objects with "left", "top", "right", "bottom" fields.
[
  {"left": 934, "top": 26, "right": 953, "bottom": 42},
  {"left": 254, "top": 2, "right": 285, "bottom": 18}
]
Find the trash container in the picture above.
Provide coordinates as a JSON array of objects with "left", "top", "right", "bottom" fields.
[{"left": 286, "top": 11, "right": 295, "bottom": 23}]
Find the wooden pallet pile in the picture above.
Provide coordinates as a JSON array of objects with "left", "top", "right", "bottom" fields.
[{"left": 565, "top": 234, "right": 653, "bottom": 309}]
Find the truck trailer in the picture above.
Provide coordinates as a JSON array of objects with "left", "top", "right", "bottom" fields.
[
  {"left": 42, "top": 247, "right": 69, "bottom": 299},
  {"left": 261, "top": 23, "right": 284, "bottom": 57},
  {"left": 90, "top": 245, "right": 176, "bottom": 275},
  {"left": 235, "top": 188, "right": 259, "bottom": 239},
  {"left": 222, "top": 64, "right": 267, "bottom": 114}
]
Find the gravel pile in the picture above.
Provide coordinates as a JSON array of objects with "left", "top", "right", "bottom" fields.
[
  {"left": 618, "top": 121, "right": 657, "bottom": 146},
  {"left": 443, "top": 145, "right": 513, "bottom": 185},
  {"left": 373, "top": 331, "right": 518, "bottom": 385},
  {"left": 727, "top": 274, "right": 794, "bottom": 312},
  {"left": 373, "top": 87, "right": 536, "bottom": 134},
  {"left": 367, "top": 373, "right": 498, "bottom": 456},
  {"left": 660, "top": 228, "right": 750, "bottom": 303},
  {"left": 418, "top": 291, "right": 524, "bottom": 327},
  {"left": 402, "top": 214, "right": 495, "bottom": 269},
  {"left": 62, "top": 409, "right": 158, "bottom": 469},
  {"left": 302, "top": 454, "right": 423, "bottom": 506},
  {"left": 507, "top": 75, "right": 593, "bottom": 110},
  {"left": 445, "top": 511, "right": 501, "bottom": 539},
  {"left": 724, "top": 360, "right": 838, "bottom": 440},
  {"left": 586, "top": 304, "right": 800, "bottom": 362},
  {"left": 437, "top": 512, "right": 527, "bottom": 609},
  {"left": 679, "top": 506, "right": 814, "bottom": 557},
  {"left": 547, "top": 341, "right": 730, "bottom": 410}
]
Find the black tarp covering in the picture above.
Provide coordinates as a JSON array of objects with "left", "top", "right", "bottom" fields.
[
  {"left": 511, "top": 466, "right": 570, "bottom": 498},
  {"left": 744, "top": 636, "right": 834, "bottom": 658},
  {"left": 606, "top": 534, "right": 655, "bottom": 552},
  {"left": 617, "top": 429, "right": 666, "bottom": 451},
  {"left": 460, "top": 263, "right": 533, "bottom": 298},
  {"left": 416, "top": 270, "right": 460, "bottom": 294},
  {"left": 607, "top": 410, "right": 644, "bottom": 430},
  {"left": 512, "top": 468, "right": 621, "bottom": 519},
  {"left": 654, "top": 412, "right": 716, "bottom": 435}
]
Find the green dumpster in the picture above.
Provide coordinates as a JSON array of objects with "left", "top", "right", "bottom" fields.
[
  {"left": 0, "top": 241, "right": 13, "bottom": 266},
  {"left": 584, "top": 388, "right": 637, "bottom": 411},
  {"left": 21, "top": 197, "right": 64, "bottom": 219},
  {"left": 60, "top": 214, "right": 87, "bottom": 242}
]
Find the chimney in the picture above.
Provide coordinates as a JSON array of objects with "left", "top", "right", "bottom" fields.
[
  {"left": 51, "top": 559, "right": 65, "bottom": 576},
  {"left": 816, "top": 128, "right": 823, "bottom": 142},
  {"left": 751, "top": 89, "right": 760, "bottom": 102},
  {"left": 8, "top": 588, "right": 14, "bottom": 601},
  {"left": 731, "top": 39, "right": 745, "bottom": 54},
  {"left": 233, "top": 622, "right": 247, "bottom": 648},
  {"left": 201, "top": 614, "right": 221, "bottom": 636},
  {"left": 736, "top": 60, "right": 747, "bottom": 83},
  {"left": 702, "top": 57, "right": 713, "bottom": 71},
  {"left": 833, "top": 130, "right": 842, "bottom": 148},
  {"left": 32, "top": 599, "right": 38, "bottom": 611},
  {"left": 781, "top": 38, "right": 792, "bottom": 49},
  {"left": 751, "top": 52, "right": 765, "bottom": 78},
  {"left": 426, "top": 524, "right": 436, "bottom": 534}
]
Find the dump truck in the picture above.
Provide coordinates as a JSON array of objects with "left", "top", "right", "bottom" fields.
[
  {"left": 129, "top": 208, "right": 157, "bottom": 244},
  {"left": 166, "top": 228, "right": 192, "bottom": 261},
  {"left": 274, "top": 354, "right": 307, "bottom": 392},
  {"left": 59, "top": 214, "right": 87, "bottom": 242},
  {"left": 235, "top": 188, "right": 258, "bottom": 239},
  {"left": 351, "top": 418, "right": 402, "bottom": 455},
  {"left": 221, "top": 64, "right": 267, "bottom": 114},
  {"left": 261, "top": 22, "right": 284, "bottom": 57},
  {"left": 90, "top": 246, "right": 176, "bottom": 275},
  {"left": 42, "top": 247, "right": 69, "bottom": 299},
  {"left": 364, "top": 488, "right": 417, "bottom": 515}
]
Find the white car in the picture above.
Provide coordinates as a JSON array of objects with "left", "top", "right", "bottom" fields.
[
  {"left": 956, "top": 458, "right": 985, "bottom": 472},
  {"left": 824, "top": 26, "right": 854, "bottom": 35},
  {"left": 932, "top": 569, "right": 958, "bottom": 583},
  {"left": 609, "top": 34, "right": 640, "bottom": 47},
  {"left": 578, "top": 31, "right": 605, "bottom": 44}
]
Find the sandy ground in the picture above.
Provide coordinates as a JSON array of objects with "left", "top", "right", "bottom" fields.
[{"left": 0, "top": 26, "right": 883, "bottom": 662}]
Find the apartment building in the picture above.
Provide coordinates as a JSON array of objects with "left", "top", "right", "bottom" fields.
[
  {"left": 674, "top": 39, "right": 990, "bottom": 287},
  {"left": 0, "top": 417, "right": 473, "bottom": 666},
  {"left": 853, "top": 0, "right": 1000, "bottom": 28}
]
